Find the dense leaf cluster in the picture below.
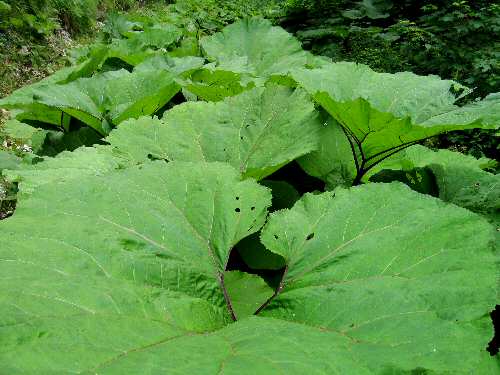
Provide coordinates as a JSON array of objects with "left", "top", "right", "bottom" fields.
[{"left": 0, "top": 15, "right": 499, "bottom": 374}]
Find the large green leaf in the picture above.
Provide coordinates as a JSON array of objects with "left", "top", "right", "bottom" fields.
[
  {"left": 127, "top": 23, "right": 183, "bottom": 49},
  {"left": 0, "top": 161, "right": 378, "bottom": 373},
  {"left": 0, "top": 69, "right": 181, "bottom": 134},
  {"left": 368, "top": 145, "right": 500, "bottom": 225},
  {"left": 297, "top": 113, "right": 357, "bottom": 189},
  {"left": 292, "top": 62, "right": 500, "bottom": 182},
  {"left": 133, "top": 54, "right": 205, "bottom": 77},
  {"left": 2, "top": 146, "right": 128, "bottom": 196},
  {"left": 107, "top": 85, "right": 322, "bottom": 180},
  {"left": 65, "top": 23, "right": 184, "bottom": 75},
  {"left": 200, "top": 17, "right": 311, "bottom": 77},
  {"left": 260, "top": 183, "right": 498, "bottom": 373},
  {"left": 1, "top": 161, "right": 271, "bottom": 307},
  {"left": 0, "top": 66, "right": 97, "bottom": 127},
  {"left": 2, "top": 117, "right": 104, "bottom": 157},
  {"left": 183, "top": 67, "right": 256, "bottom": 102}
]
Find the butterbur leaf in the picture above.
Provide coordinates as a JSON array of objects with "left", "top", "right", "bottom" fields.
[
  {"left": 0, "top": 69, "right": 181, "bottom": 134},
  {"left": 103, "top": 12, "right": 143, "bottom": 39},
  {"left": 2, "top": 15, "right": 499, "bottom": 374},
  {"left": 104, "top": 70, "right": 180, "bottom": 124},
  {"left": 368, "top": 145, "right": 500, "bottom": 225},
  {"left": 65, "top": 24, "right": 184, "bottom": 75},
  {"left": 61, "top": 44, "right": 110, "bottom": 83},
  {"left": 260, "top": 183, "right": 497, "bottom": 373},
  {"left": 297, "top": 114, "right": 357, "bottom": 189},
  {"left": 224, "top": 271, "right": 274, "bottom": 318},
  {"left": 184, "top": 68, "right": 255, "bottom": 101},
  {"left": 366, "top": 144, "right": 497, "bottom": 179},
  {"left": 0, "top": 178, "right": 370, "bottom": 373},
  {"left": 3, "top": 146, "right": 129, "bottom": 196},
  {"left": 369, "top": 167, "right": 440, "bottom": 197},
  {"left": 107, "top": 85, "right": 322, "bottom": 180},
  {"left": 201, "top": 17, "right": 311, "bottom": 77},
  {"left": 1, "top": 311, "right": 370, "bottom": 373},
  {"left": 0, "top": 65, "right": 101, "bottom": 128},
  {"left": 1, "top": 161, "right": 271, "bottom": 303},
  {"left": 133, "top": 55, "right": 205, "bottom": 77},
  {"left": 0, "top": 267, "right": 230, "bottom": 372},
  {"left": 128, "top": 23, "right": 183, "bottom": 49},
  {"left": 4, "top": 162, "right": 391, "bottom": 374},
  {"left": 292, "top": 62, "right": 500, "bottom": 182}
]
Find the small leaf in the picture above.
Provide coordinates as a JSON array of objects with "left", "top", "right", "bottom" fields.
[{"left": 224, "top": 271, "right": 274, "bottom": 318}]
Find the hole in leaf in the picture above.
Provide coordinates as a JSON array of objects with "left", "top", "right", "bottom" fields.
[
  {"left": 306, "top": 233, "right": 314, "bottom": 240},
  {"left": 251, "top": 206, "right": 255, "bottom": 211},
  {"left": 235, "top": 196, "right": 240, "bottom": 200},
  {"left": 274, "top": 234, "right": 279, "bottom": 240},
  {"left": 147, "top": 153, "right": 169, "bottom": 162},
  {"left": 235, "top": 208, "right": 240, "bottom": 213}
]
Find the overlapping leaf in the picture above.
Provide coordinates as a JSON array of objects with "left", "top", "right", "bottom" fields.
[
  {"left": 1, "top": 13, "right": 498, "bottom": 374},
  {"left": 0, "top": 161, "right": 373, "bottom": 373},
  {"left": 183, "top": 67, "right": 255, "bottom": 101},
  {"left": 67, "top": 22, "right": 184, "bottom": 73},
  {"left": 0, "top": 150, "right": 22, "bottom": 171},
  {"left": 201, "top": 18, "right": 310, "bottom": 77},
  {"left": 292, "top": 62, "right": 500, "bottom": 181},
  {"left": 0, "top": 69, "right": 181, "bottom": 134},
  {"left": 133, "top": 55, "right": 205, "bottom": 77},
  {"left": 107, "top": 85, "right": 322, "bottom": 180},
  {"left": 367, "top": 145, "right": 500, "bottom": 225},
  {"left": 297, "top": 114, "right": 357, "bottom": 188},
  {"left": 198, "top": 17, "right": 328, "bottom": 97},
  {"left": 259, "top": 183, "right": 497, "bottom": 373},
  {"left": 3, "top": 146, "right": 128, "bottom": 195},
  {"left": 1, "top": 161, "right": 271, "bottom": 305}
]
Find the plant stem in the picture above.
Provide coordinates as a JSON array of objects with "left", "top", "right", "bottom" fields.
[
  {"left": 219, "top": 273, "right": 237, "bottom": 321},
  {"left": 254, "top": 266, "right": 288, "bottom": 315}
]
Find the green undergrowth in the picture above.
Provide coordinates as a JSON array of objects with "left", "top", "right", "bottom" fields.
[
  {"left": 0, "top": 1, "right": 158, "bottom": 98},
  {"left": 0, "top": 9, "right": 499, "bottom": 374}
]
